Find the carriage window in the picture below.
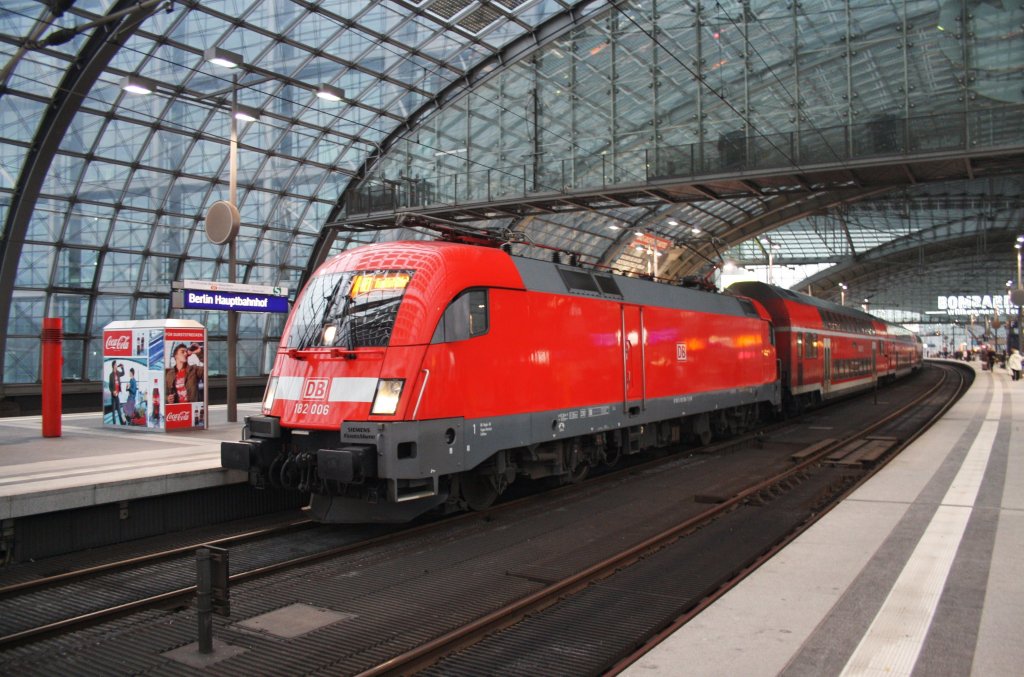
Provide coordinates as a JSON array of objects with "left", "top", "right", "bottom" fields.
[
  {"left": 432, "top": 289, "right": 489, "bottom": 343},
  {"left": 805, "top": 334, "right": 819, "bottom": 359}
]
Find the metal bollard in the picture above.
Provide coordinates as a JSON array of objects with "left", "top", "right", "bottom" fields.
[
  {"left": 196, "top": 548, "right": 213, "bottom": 653},
  {"left": 196, "top": 545, "right": 230, "bottom": 654},
  {"left": 41, "top": 317, "right": 63, "bottom": 437}
]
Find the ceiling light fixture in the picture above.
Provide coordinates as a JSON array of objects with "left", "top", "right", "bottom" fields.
[
  {"left": 316, "top": 84, "right": 345, "bottom": 102},
  {"left": 232, "top": 104, "right": 261, "bottom": 122},
  {"left": 205, "top": 46, "right": 244, "bottom": 69},
  {"left": 119, "top": 74, "right": 159, "bottom": 95}
]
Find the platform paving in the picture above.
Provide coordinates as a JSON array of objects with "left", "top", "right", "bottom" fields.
[
  {"left": 0, "top": 403, "right": 260, "bottom": 521},
  {"left": 622, "top": 359, "right": 1022, "bottom": 677}
]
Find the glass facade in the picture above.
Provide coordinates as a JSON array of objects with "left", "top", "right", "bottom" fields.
[
  {"left": 0, "top": 0, "right": 1021, "bottom": 385},
  {"left": 346, "top": 0, "right": 1022, "bottom": 285},
  {"left": 0, "top": 0, "right": 574, "bottom": 383}
]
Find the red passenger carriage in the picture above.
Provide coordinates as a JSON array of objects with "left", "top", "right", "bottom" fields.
[{"left": 727, "top": 281, "right": 923, "bottom": 413}]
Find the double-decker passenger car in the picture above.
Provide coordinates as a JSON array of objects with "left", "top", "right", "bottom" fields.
[
  {"left": 727, "top": 281, "right": 923, "bottom": 414},
  {"left": 223, "top": 240, "right": 781, "bottom": 522}
]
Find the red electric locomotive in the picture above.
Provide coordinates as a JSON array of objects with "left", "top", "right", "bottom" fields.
[
  {"left": 727, "top": 281, "right": 923, "bottom": 414},
  {"left": 223, "top": 240, "right": 781, "bottom": 522}
]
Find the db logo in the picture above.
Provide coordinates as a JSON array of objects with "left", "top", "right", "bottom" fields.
[
  {"left": 303, "top": 378, "right": 330, "bottom": 400},
  {"left": 676, "top": 342, "right": 688, "bottom": 362}
]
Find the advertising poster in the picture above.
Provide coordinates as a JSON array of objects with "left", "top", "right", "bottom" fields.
[
  {"left": 103, "top": 321, "right": 207, "bottom": 431},
  {"left": 162, "top": 327, "right": 207, "bottom": 430},
  {"left": 103, "top": 328, "right": 152, "bottom": 428}
]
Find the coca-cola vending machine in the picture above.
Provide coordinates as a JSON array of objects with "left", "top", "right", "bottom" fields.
[{"left": 103, "top": 320, "right": 207, "bottom": 431}]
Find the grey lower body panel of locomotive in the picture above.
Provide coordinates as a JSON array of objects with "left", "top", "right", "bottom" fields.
[{"left": 223, "top": 381, "right": 781, "bottom": 522}]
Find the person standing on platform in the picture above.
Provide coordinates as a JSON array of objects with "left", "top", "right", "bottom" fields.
[
  {"left": 1009, "top": 349, "right": 1022, "bottom": 381},
  {"left": 124, "top": 367, "right": 139, "bottom": 419},
  {"left": 108, "top": 361, "right": 125, "bottom": 424}
]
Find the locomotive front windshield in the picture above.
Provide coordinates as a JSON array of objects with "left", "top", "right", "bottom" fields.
[{"left": 285, "top": 269, "right": 414, "bottom": 349}]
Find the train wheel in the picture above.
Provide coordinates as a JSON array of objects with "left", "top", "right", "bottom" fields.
[
  {"left": 458, "top": 472, "right": 500, "bottom": 511},
  {"left": 602, "top": 444, "right": 621, "bottom": 469},
  {"left": 567, "top": 461, "right": 590, "bottom": 484},
  {"left": 561, "top": 441, "right": 590, "bottom": 484}
]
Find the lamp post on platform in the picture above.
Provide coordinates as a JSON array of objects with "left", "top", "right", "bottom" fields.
[
  {"left": 1013, "top": 237, "right": 1024, "bottom": 352},
  {"left": 123, "top": 52, "right": 347, "bottom": 423},
  {"left": 762, "top": 238, "right": 780, "bottom": 285},
  {"left": 203, "top": 61, "right": 250, "bottom": 424}
]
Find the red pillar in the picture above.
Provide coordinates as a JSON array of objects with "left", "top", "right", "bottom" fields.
[{"left": 41, "top": 317, "right": 62, "bottom": 437}]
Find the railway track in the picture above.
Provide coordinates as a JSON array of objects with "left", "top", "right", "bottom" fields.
[
  {"left": 0, "top": 364, "right": 968, "bottom": 675},
  {"left": 369, "top": 363, "right": 970, "bottom": 676},
  {"left": 0, "top": 516, "right": 412, "bottom": 648}
]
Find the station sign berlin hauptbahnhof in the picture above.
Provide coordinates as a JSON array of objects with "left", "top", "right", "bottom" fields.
[{"left": 172, "top": 280, "right": 289, "bottom": 313}]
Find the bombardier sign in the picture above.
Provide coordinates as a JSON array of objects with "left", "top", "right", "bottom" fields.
[
  {"left": 936, "top": 293, "right": 1021, "bottom": 316},
  {"left": 172, "top": 280, "right": 289, "bottom": 314}
]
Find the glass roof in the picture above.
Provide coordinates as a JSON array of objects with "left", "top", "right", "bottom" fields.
[
  {"left": 0, "top": 0, "right": 1021, "bottom": 385},
  {"left": 342, "top": 0, "right": 1021, "bottom": 289},
  {"left": 0, "top": 0, "right": 577, "bottom": 383}
]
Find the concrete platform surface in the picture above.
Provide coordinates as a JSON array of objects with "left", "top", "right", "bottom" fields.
[{"left": 0, "top": 403, "right": 261, "bottom": 520}]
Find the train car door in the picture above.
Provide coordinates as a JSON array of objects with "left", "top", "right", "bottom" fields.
[
  {"left": 823, "top": 337, "right": 832, "bottom": 395},
  {"left": 872, "top": 340, "right": 879, "bottom": 383},
  {"left": 796, "top": 332, "right": 804, "bottom": 386},
  {"left": 622, "top": 305, "right": 645, "bottom": 415}
]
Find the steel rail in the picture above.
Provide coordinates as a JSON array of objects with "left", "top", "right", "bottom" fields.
[
  {"left": 0, "top": 365, "right": 961, "bottom": 656},
  {"left": 0, "top": 511, "right": 451, "bottom": 649},
  {"left": 357, "top": 364, "right": 967, "bottom": 676},
  {"left": 0, "top": 517, "right": 315, "bottom": 598},
  {"left": 604, "top": 362, "right": 969, "bottom": 675}
]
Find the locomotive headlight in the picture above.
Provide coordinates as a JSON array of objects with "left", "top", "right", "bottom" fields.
[
  {"left": 371, "top": 378, "right": 405, "bottom": 415},
  {"left": 322, "top": 324, "right": 337, "bottom": 345},
  {"left": 262, "top": 376, "right": 279, "bottom": 415}
]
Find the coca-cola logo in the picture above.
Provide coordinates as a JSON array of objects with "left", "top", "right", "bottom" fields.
[
  {"left": 165, "top": 411, "right": 191, "bottom": 422},
  {"left": 104, "top": 331, "right": 133, "bottom": 356},
  {"left": 106, "top": 336, "right": 130, "bottom": 350}
]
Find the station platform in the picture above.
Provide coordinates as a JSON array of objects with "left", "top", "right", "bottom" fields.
[
  {"left": 1, "top": 361, "right": 1020, "bottom": 676},
  {"left": 0, "top": 402, "right": 260, "bottom": 522},
  {"left": 623, "top": 359, "right": 1022, "bottom": 677}
]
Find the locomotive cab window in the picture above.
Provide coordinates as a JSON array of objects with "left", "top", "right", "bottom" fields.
[
  {"left": 285, "top": 269, "right": 414, "bottom": 349},
  {"left": 432, "top": 289, "right": 489, "bottom": 343}
]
